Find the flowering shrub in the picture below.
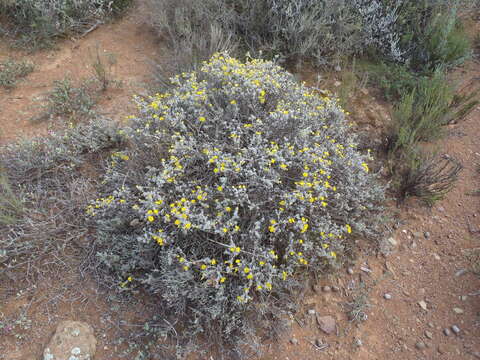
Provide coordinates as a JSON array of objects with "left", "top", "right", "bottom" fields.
[{"left": 89, "top": 54, "right": 384, "bottom": 356}]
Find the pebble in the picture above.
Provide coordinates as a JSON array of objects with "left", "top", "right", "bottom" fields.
[
  {"left": 360, "top": 266, "right": 372, "bottom": 273},
  {"left": 308, "top": 309, "right": 316, "bottom": 315},
  {"left": 453, "top": 307, "right": 464, "bottom": 314},
  {"left": 322, "top": 286, "right": 331, "bottom": 293},
  {"left": 425, "top": 331, "right": 433, "bottom": 339},
  {"left": 347, "top": 268, "right": 354, "bottom": 275},
  {"left": 415, "top": 341, "right": 426, "bottom": 350},
  {"left": 315, "top": 338, "right": 323, "bottom": 347},
  {"left": 443, "top": 328, "right": 451, "bottom": 336},
  {"left": 461, "top": 295, "right": 467, "bottom": 301},
  {"left": 455, "top": 269, "right": 468, "bottom": 277},
  {"left": 424, "top": 231, "right": 431, "bottom": 239},
  {"left": 384, "top": 293, "right": 392, "bottom": 300},
  {"left": 332, "top": 286, "right": 340, "bottom": 292},
  {"left": 451, "top": 325, "right": 460, "bottom": 334},
  {"left": 433, "top": 253, "right": 441, "bottom": 260},
  {"left": 354, "top": 338, "right": 363, "bottom": 347},
  {"left": 418, "top": 300, "right": 428, "bottom": 311},
  {"left": 290, "top": 338, "right": 299, "bottom": 345},
  {"left": 428, "top": 322, "right": 434, "bottom": 328}
]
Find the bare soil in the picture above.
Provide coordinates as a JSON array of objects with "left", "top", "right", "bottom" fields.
[{"left": 0, "top": 2, "right": 479, "bottom": 360}]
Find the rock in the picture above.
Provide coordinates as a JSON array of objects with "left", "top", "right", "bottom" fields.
[
  {"left": 354, "top": 338, "right": 363, "bottom": 347},
  {"left": 290, "top": 338, "right": 299, "bottom": 345},
  {"left": 455, "top": 269, "right": 468, "bottom": 277},
  {"left": 316, "top": 315, "right": 336, "bottom": 335},
  {"left": 425, "top": 331, "right": 433, "bottom": 339},
  {"left": 347, "top": 268, "right": 354, "bottom": 275},
  {"left": 308, "top": 309, "right": 316, "bottom": 315},
  {"left": 384, "top": 293, "right": 392, "bottom": 300},
  {"left": 43, "top": 321, "right": 96, "bottom": 360},
  {"left": 418, "top": 300, "right": 428, "bottom": 311},
  {"left": 332, "top": 286, "right": 340, "bottom": 293},
  {"left": 443, "top": 328, "right": 451, "bottom": 336},
  {"left": 360, "top": 266, "right": 372, "bottom": 273},
  {"left": 433, "top": 253, "right": 441, "bottom": 260},
  {"left": 451, "top": 325, "right": 460, "bottom": 334},
  {"left": 461, "top": 295, "right": 467, "bottom": 301},
  {"left": 334, "top": 81, "right": 342, "bottom": 87},
  {"left": 315, "top": 338, "right": 323, "bottom": 347},
  {"left": 453, "top": 307, "right": 464, "bottom": 314},
  {"left": 415, "top": 341, "right": 426, "bottom": 350},
  {"left": 428, "top": 322, "right": 434, "bottom": 328},
  {"left": 322, "top": 286, "right": 332, "bottom": 293},
  {"left": 424, "top": 231, "right": 431, "bottom": 239},
  {"left": 380, "top": 237, "right": 398, "bottom": 255},
  {"left": 335, "top": 65, "right": 342, "bottom": 72}
]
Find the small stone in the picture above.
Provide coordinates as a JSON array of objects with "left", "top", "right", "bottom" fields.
[
  {"left": 433, "top": 253, "right": 441, "bottom": 260},
  {"left": 451, "top": 325, "right": 460, "bottom": 334},
  {"left": 424, "top": 231, "right": 431, "bottom": 239},
  {"left": 335, "top": 65, "right": 342, "bottom": 72},
  {"left": 424, "top": 331, "right": 433, "bottom": 339},
  {"left": 360, "top": 266, "right": 372, "bottom": 273},
  {"left": 384, "top": 293, "right": 392, "bottom": 300},
  {"left": 347, "top": 268, "right": 354, "bottom": 275},
  {"left": 461, "top": 295, "right": 467, "bottom": 301},
  {"left": 415, "top": 341, "right": 426, "bottom": 350},
  {"left": 332, "top": 286, "right": 340, "bottom": 293},
  {"left": 428, "top": 322, "right": 434, "bottom": 328},
  {"left": 315, "top": 338, "right": 323, "bottom": 347},
  {"left": 453, "top": 307, "right": 464, "bottom": 314},
  {"left": 334, "top": 81, "right": 342, "bottom": 87},
  {"left": 443, "top": 328, "right": 451, "bottom": 336},
  {"left": 308, "top": 309, "right": 316, "bottom": 315},
  {"left": 438, "top": 206, "right": 445, "bottom": 212},
  {"left": 455, "top": 269, "right": 468, "bottom": 277},
  {"left": 418, "top": 300, "right": 428, "bottom": 311},
  {"left": 322, "top": 286, "right": 332, "bottom": 293},
  {"left": 354, "top": 338, "right": 363, "bottom": 347},
  {"left": 290, "top": 338, "right": 299, "bottom": 345},
  {"left": 316, "top": 315, "right": 337, "bottom": 335}
]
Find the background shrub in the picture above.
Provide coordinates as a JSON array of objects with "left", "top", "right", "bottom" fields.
[
  {"left": 0, "top": 58, "right": 34, "bottom": 89},
  {"left": 0, "top": 119, "right": 123, "bottom": 276},
  {"left": 0, "top": 0, "right": 132, "bottom": 49},
  {"left": 89, "top": 54, "right": 384, "bottom": 357}
]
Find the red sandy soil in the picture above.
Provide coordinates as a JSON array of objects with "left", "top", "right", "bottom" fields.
[{"left": 0, "top": 2, "right": 479, "bottom": 359}]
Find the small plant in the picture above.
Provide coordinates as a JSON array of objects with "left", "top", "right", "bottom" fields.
[
  {"left": 90, "top": 45, "right": 119, "bottom": 91},
  {"left": 0, "top": 173, "right": 23, "bottom": 227},
  {"left": 387, "top": 70, "right": 455, "bottom": 153},
  {"left": 89, "top": 53, "right": 385, "bottom": 357},
  {"left": 396, "top": 151, "right": 462, "bottom": 205},
  {"left": 41, "top": 77, "right": 97, "bottom": 122},
  {"left": 0, "top": 58, "right": 34, "bottom": 89}
]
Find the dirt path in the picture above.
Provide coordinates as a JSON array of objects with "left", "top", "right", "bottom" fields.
[{"left": 0, "top": 2, "right": 479, "bottom": 360}]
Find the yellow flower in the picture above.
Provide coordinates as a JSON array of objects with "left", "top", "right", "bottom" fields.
[
  {"left": 346, "top": 224, "right": 352, "bottom": 234},
  {"left": 174, "top": 219, "right": 181, "bottom": 226},
  {"left": 217, "top": 185, "right": 223, "bottom": 191},
  {"left": 220, "top": 277, "right": 226, "bottom": 283},
  {"left": 127, "top": 276, "right": 133, "bottom": 282},
  {"left": 179, "top": 257, "right": 185, "bottom": 263},
  {"left": 230, "top": 100, "right": 237, "bottom": 105},
  {"left": 225, "top": 207, "right": 232, "bottom": 212},
  {"left": 330, "top": 251, "right": 337, "bottom": 259},
  {"left": 199, "top": 116, "right": 206, "bottom": 122},
  {"left": 268, "top": 225, "right": 276, "bottom": 233},
  {"left": 184, "top": 223, "right": 192, "bottom": 230},
  {"left": 147, "top": 216, "right": 154, "bottom": 222},
  {"left": 243, "top": 267, "right": 250, "bottom": 274},
  {"left": 246, "top": 273, "right": 253, "bottom": 279},
  {"left": 200, "top": 264, "right": 207, "bottom": 270},
  {"left": 211, "top": 259, "right": 217, "bottom": 265},
  {"left": 266, "top": 282, "right": 272, "bottom": 290}
]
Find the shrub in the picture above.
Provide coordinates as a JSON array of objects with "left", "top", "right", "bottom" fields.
[
  {"left": 0, "top": 119, "right": 123, "bottom": 276},
  {"left": 388, "top": 70, "right": 455, "bottom": 153},
  {"left": 0, "top": 58, "right": 34, "bottom": 89},
  {"left": 0, "top": 0, "right": 132, "bottom": 49},
  {"left": 89, "top": 54, "right": 384, "bottom": 357},
  {"left": 396, "top": 150, "right": 462, "bottom": 205},
  {"left": 39, "top": 77, "right": 98, "bottom": 123}
]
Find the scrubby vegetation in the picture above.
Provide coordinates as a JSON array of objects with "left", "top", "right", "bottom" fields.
[
  {"left": 0, "top": 58, "right": 34, "bottom": 89},
  {"left": 0, "top": 0, "right": 132, "bottom": 49},
  {"left": 86, "top": 54, "right": 384, "bottom": 356}
]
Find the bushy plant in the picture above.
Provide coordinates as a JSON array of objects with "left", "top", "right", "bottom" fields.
[
  {"left": 0, "top": 58, "right": 34, "bottom": 89},
  {"left": 89, "top": 54, "right": 384, "bottom": 357},
  {"left": 0, "top": 119, "right": 123, "bottom": 275},
  {"left": 0, "top": 0, "right": 132, "bottom": 49},
  {"left": 396, "top": 150, "right": 462, "bottom": 205}
]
